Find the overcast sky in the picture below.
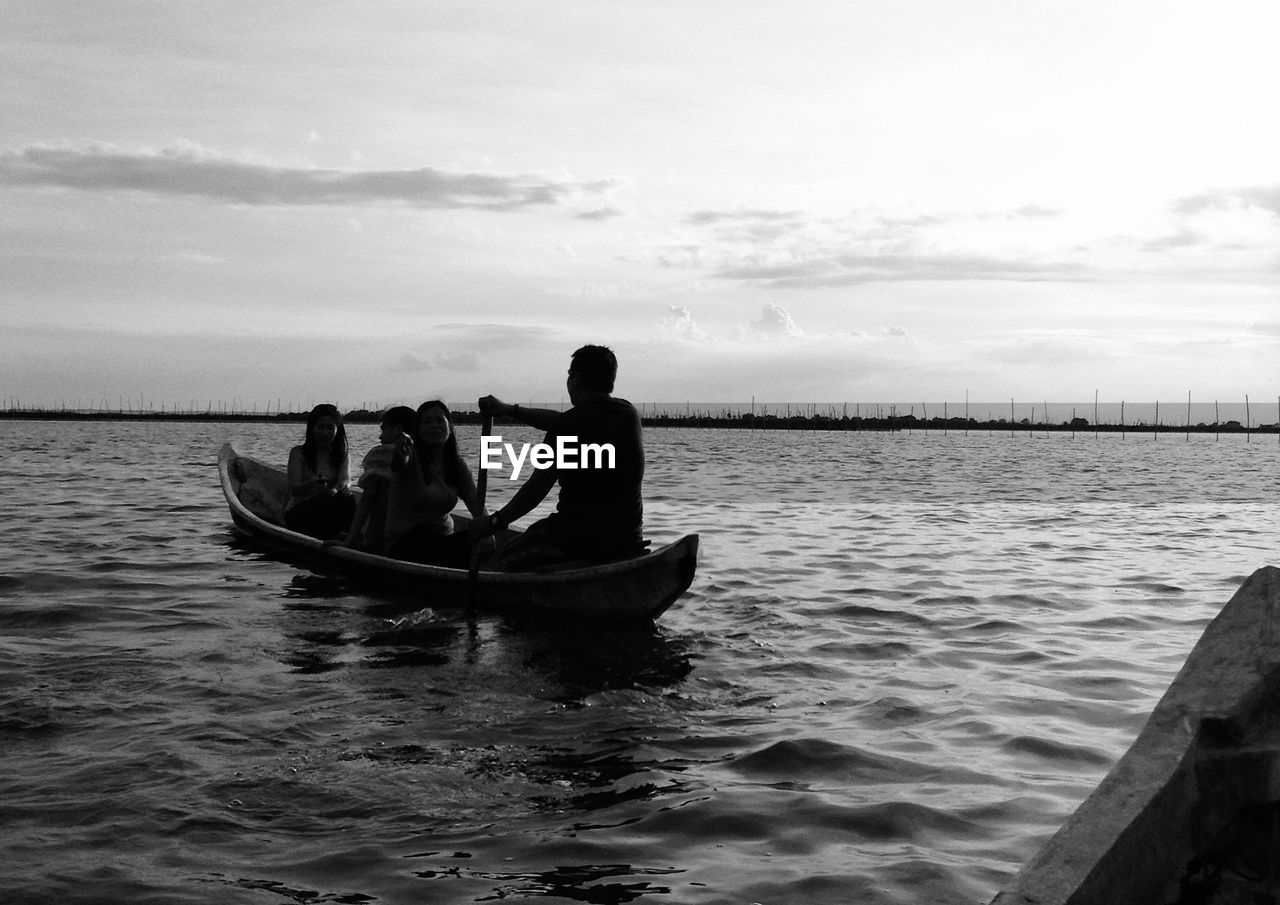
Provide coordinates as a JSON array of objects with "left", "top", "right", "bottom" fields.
[{"left": 3, "top": 1, "right": 1278, "bottom": 410}]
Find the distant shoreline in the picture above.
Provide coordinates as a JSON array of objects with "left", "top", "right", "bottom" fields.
[{"left": 2, "top": 408, "right": 1276, "bottom": 434}]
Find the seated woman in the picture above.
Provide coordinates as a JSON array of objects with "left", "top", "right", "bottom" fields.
[
  {"left": 284, "top": 403, "right": 356, "bottom": 539},
  {"left": 384, "top": 400, "right": 486, "bottom": 568},
  {"left": 339, "top": 405, "right": 416, "bottom": 552}
]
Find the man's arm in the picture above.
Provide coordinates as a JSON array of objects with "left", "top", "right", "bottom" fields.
[
  {"left": 472, "top": 461, "right": 557, "bottom": 537},
  {"left": 478, "top": 395, "right": 561, "bottom": 432}
]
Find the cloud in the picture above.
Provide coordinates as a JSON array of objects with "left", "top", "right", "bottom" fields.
[
  {"left": 661, "top": 305, "right": 706, "bottom": 340},
  {"left": 555, "top": 281, "right": 643, "bottom": 298},
  {"left": 434, "top": 323, "right": 562, "bottom": 347},
  {"left": 1013, "top": 204, "right": 1062, "bottom": 218},
  {"left": 673, "top": 204, "right": 1093, "bottom": 287},
  {"left": 685, "top": 208, "right": 808, "bottom": 245},
  {"left": 1174, "top": 184, "right": 1280, "bottom": 216},
  {"left": 975, "top": 332, "right": 1123, "bottom": 366},
  {"left": 654, "top": 244, "right": 703, "bottom": 269},
  {"left": 1140, "top": 228, "right": 1205, "bottom": 251},
  {"left": 632, "top": 323, "right": 940, "bottom": 402},
  {"left": 391, "top": 353, "right": 433, "bottom": 373},
  {"left": 575, "top": 206, "right": 624, "bottom": 221},
  {"left": 716, "top": 252, "right": 1087, "bottom": 287},
  {"left": 686, "top": 208, "right": 802, "bottom": 226},
  {"left": 1155, "top": 187, "right": 1280, "bottom": 259},
  {"left": 435, "top": 352, "right": 480, "bottom": 372},
  {"left": 672, "top": 194, "right": 1280, "bottom": 288},
  {"left": 750, "top": 303, "right": 803, "bottom": 338},
  {"left": 0, "top": 143, "right": 611, "bottom": 211}
]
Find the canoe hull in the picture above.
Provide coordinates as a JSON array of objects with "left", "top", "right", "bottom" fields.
[
  {"left": 991, "top": 566, "right": 1280, "bottom": 905},
  {"left": 217, "top": 442, "right": 698, "bottom": 621}
]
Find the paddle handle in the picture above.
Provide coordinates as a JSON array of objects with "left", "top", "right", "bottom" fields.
[
  {"left": 466, "top": 413, "right": 494, "bottom": 613},
  {"left": 475, "top": 413, "right": 493, "bottom": 514}
]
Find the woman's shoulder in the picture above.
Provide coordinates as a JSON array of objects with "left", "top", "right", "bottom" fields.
[{"left": 363, "top": 443, "right": 396, "bottom": 467}]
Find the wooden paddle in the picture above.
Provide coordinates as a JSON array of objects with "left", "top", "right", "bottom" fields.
[{"left": 466, "top": 412, "right": 494, "bottom": 611}]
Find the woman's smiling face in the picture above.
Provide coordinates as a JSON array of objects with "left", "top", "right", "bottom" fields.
[
  {"left": 417, "top": 407, "right": 451, "bottom": 446},
  {"left": 312, "top": 415, "right": 339, "bottom": 446}
]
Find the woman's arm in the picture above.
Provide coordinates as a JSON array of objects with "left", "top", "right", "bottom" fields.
[
  {"left": 391, "top": 434, "right": 414, "bottom": 472},
  {"left": 287, "top": 447, "right": 323, "bottom": 498},
  {"left": 456, "top": 457, "right": 486, "bottom": 519},
  {"left": 336, "top": 453, "right": 351, "bottom": 490}
]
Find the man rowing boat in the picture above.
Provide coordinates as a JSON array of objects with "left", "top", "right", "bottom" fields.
[{"left": 472, "top": 344, "right": 644, "bottom": 570}]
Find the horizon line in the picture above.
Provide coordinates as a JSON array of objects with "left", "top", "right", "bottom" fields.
[{"left": 4, "top": 395, "right": 1280, "bottom": 411}]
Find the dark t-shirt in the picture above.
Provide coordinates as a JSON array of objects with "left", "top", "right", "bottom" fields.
[{"left": 543, "top": 397, "right": 643, "bottom": 547}]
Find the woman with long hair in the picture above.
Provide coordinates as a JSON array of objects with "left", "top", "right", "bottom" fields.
[
  {"left": 284, "top": 403, "right": 356, "bottom": 538},
  {"left": 384, "top": 400, "right": 486, "bottom": 566}
]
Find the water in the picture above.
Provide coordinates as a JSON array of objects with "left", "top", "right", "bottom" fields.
[{"left": 2, "top": 419, "right": 1278, "bottom": 904}]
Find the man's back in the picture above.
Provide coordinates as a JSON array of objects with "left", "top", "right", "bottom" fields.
[{"left": 547, "top": 396, "right": 643, "bottom": 548}]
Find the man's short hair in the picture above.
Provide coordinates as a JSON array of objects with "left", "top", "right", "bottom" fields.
[{"left": 570, "top": 344, "right": 617, "bottom": 393}]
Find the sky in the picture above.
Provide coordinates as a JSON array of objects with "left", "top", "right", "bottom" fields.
[{"left": 3, "top": 0, "right": 1279, "bottom": 411}]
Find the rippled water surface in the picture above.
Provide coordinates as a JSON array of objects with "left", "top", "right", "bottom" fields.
[{"left": 2, "top": 419, "right": 1278, "bottom": 904}]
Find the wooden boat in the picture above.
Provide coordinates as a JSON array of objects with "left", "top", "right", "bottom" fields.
[
  {"left": 217, "top": 442, "right": 698, "bottom": 621},
  {"left": 991, "top": 565, "right": 1280, "bottom": 905}
]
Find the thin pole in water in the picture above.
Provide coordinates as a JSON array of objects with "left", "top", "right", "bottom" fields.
[
  {"left": 1186, "top": 391, "right": 1191, "bottom": 442},
  {"left": 1246, "top": 395, "right": 1252, "bottom": 443}
]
